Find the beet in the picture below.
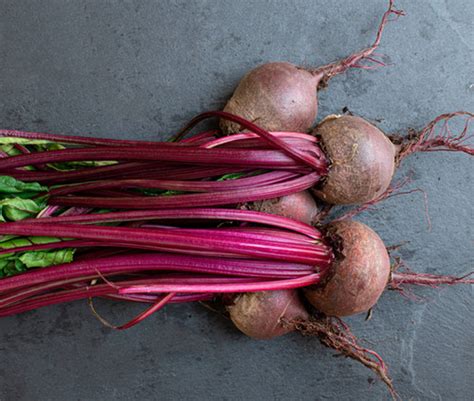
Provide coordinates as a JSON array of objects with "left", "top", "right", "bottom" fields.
[
  {"left": 314, "top": 115, "right": 396, "bottom": 204},
  {"left": 228, "top": 289, "right": 309, "bottom": 339},
  {"left": 220, "top": 2, "right": 403, "bottom": 134},
  {"left": 221, "top": 63, "right": 319, "bottom": 134},
  {"left": 304, "top": 220, "right": 390, "bottom": 317},
  {"left": 312, "top": 111, "right": 473, "bottom": 205},
  {"left": 244, "top": 190, "right": 319, "bottom": 225}
]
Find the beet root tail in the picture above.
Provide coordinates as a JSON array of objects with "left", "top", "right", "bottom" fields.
[
  {"left": 391, "top": 111, "right": 474, "bottom": 164},
  {"left": 286, "top": 315, "right": 397, "bottom": 399},
  {"left": 390, "top": 271, "right": 474, "bottom": 289},
  {"left": 312, "top": 0, "right": 405, "bottom": 87}
]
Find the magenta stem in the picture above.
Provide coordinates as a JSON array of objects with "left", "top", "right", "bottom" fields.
[
  {"left": 24, "top": 208, "right": 321, "bottom": 238},
  {"left": 0, "top": 253, "right": 317, "bottom": 293},
  {"left": 49, "top": 171, "right": 297, "bottom": 196},
  {"left": 0, "top": 129, "right": 178, "bottom": 148},
  {"left": 0, "top": 290, "right": 211, "bottom": 317},
  {"left": 173, "top": 111, "right": 328, "bottom": 172},
  {"left": 114, "top": 292, "right": 176, "bottom": 330},
  {"left": 0, "top": 222, "right": 330, "bottom": 264},
  {"left": 0, "top": 145, "right": 308, "bottom": 170},
  {"left": 203, "top": 131, "right": 318, "bottom": 148},
  {"left": 49, "top": 172, "right": 321, "bottom": 210},
  {"left": 119, "top": 273, "right": 320, "bottom": 294}
]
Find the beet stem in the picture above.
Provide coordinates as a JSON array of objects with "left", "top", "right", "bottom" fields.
[
  {"left": 24, "top": 207, "right": 321, "bottom": 238},
  {"left": 88, "top": 292, "right": 176, "bottom": 330},
  {"left": 48, "top": 172, "right": 321, "bottom": 210},
  {"left": 118, "top": 273, "right": 320, "bottom": 295},
  {"left": 172, "top": 111, "right": 329, "bottom": 172},
  {"left": 0, "top": 145, "right": 304, "bottom": 170}
]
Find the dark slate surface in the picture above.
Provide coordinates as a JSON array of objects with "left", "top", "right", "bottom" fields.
[{"left": 0, "top": 1, "right": 472, "bottom": 400}]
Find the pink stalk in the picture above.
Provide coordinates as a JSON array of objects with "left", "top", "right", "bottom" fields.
[
  {"left": 58, "top": 207, "right": 93, "bottom": 217},
  {"left": 49, "top": 171, "right": 298, "bottom": 196},
  {"left": 141, "top": 225, "right": 314, "bottom": 245},
  {"left": 36, "top": 205, "right": 61, "bottom": 218},
  {"left": 111, "top": 292, "right": 176, "bottom": 330},
  {"left": 105, "top": 293, "right": 213, "bottom": 304},
  {"left": 2, "top": 272, "right": 317, "bottom": 318},
  {"left": 0, "top": 129, "right": 183, "bottom": 148},
  {"left": 0, "top": 274, "right": 319, "bottom": 317},
  {"left": 173, "top": 111, "right": 328, "bottom": 172},
  {"left": 49, "top": 172, "right": 321, "bottom": 210},
  {"left": 0, "top": 253, "right": 318, "bottom": 293},
  {"left": 201, "top": 131, "right": 318, "bottom": 148},
  {"left": 24, "top": 208, "right": 321, "bottom": 238},
  {"left": 0, "top": 222, "right": 331, "bottom": 264},
  {"left": 0, "top": 275, "right": 260, "bottom": 310},
  {"left": 118, "top": 273, "right": 320, "bottom": 295},
  {"left": 0, "top": 145, "right": 312, "bottom": 170},
  {"left": 1, "top": 161, "right": 158, "bottom": 183},
  {"left": 0, "top": 289, "right": 211, "bottom": 317}
]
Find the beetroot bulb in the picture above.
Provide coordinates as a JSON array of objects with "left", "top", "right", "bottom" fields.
[
  {"left": 219, "top": 1, "right": 404, "bottom": 134},
  {"left": 228, "top": 289, "right": 309, "bottom": 339},
  {"left": 313, "top": 111, "right": 474, "bottom": 204},
  {"left": 304, "top": 219, "right": 390, "bottom": 317},
  {"left": 241, "top": 190, "right": 319, "bottom": 225}
]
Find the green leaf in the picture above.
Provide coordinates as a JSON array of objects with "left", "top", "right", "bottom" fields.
[
  {"left": 0, "top": 176, "right": 48, "bottom": 195},
  {"left": 46, "top": 160, "right": 117, "bottom": 171},
  {"left": 0, "top": 197, "right": 46, "bottom": 221},
  {"left": 0, "top": 247, "right": 75, "bottom": 277},
  {"left": 0, "top": 259, "right": 23, "bottom": 278},
  {"left": 0, "top": 236, "right": 62, "bottom": 251},
  {"left": 19, "top": 248, "right": 75, "bottom": 268},
  {"left": 0, "top": 144, "right": 23, "bottom": 157},
  {"left": 216, "top": 172, "right": 247, "bottom": 181},
  {"left": 137, "top": 188, "right": 186, "bottom": 196},
  {"left": 0, "top": 137, "right": 60, "bottom": 146}
]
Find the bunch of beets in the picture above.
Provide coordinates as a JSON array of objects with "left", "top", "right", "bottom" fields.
[{"left": 0, "top": 1, "right": 472, "bottom": 397}]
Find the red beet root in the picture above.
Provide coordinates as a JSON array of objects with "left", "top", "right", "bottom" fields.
[
  {"left": 312, "top": 111, "right": 474, "bottom": 205},
  {"left": 228, "top": 289, "right": 309, "bottom": 339},
  {"left": 221, "top": 63, "right": 319, "bottom": 133},
  {"left": 314, "top": 115, "right": 396, "bottom": 204},
  {"left": 243, "top": 190, "right": 319, "bottom": 225},
  {"left": 304, "top": 220, "right": 390, "bottom": 317},
  {"left": 220, "top": 1, "right": 403, "bottom": 134}
]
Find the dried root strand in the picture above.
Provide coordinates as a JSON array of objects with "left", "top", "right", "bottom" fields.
[
  {"left": 332, "top": 176, "right": 431, "bottom": 230},
  {"left": 391, "top": 111, "right": 474, "bottom": 164},
  {"left": 285, "top": 315, "right": 397, "bottom": 399},
  {"left": 390, "top": 271, "right": 474, "bottom": 289},
  {"left": 314, "top": 0, "right": 405, "bottom": 87},
  {"left": 387, "top": 256, "right": 473, "bottom": 299}
]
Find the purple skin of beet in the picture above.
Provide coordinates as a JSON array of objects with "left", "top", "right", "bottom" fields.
[
  {"left": 245, "top": 190, "right": 319, "bottom": 225},
  {"left": 228, "top": 289, "right": 309, "bottom": 339},
  {"left": 221, "top": 63, "right": 320, "bottom": 134},
  {"left": 314, "top": 114, "right": 397, "bottom": 205},
  {"left": 304, "top": 219, "right": 391, "bottom": 317}
]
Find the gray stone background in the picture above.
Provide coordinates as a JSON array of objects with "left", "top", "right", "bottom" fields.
[{"left": 0, "top": 1, "right": 472, "bottom": 400}]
